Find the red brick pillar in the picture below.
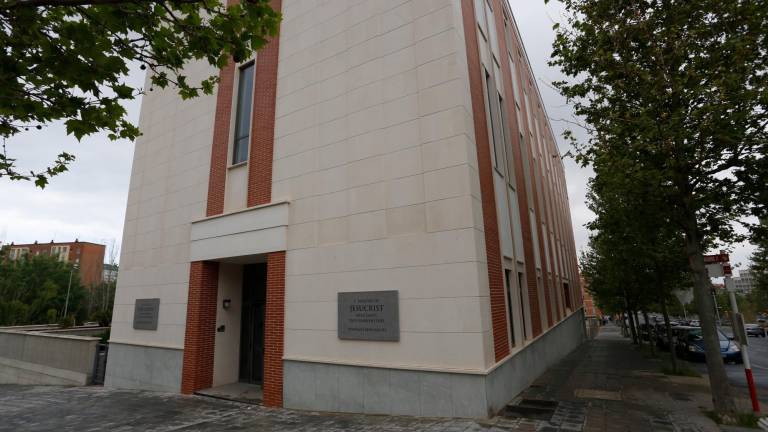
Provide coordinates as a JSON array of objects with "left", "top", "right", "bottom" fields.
[
  {"left": 206, "top": 62, "right": 236, "bottom": 217},
  {"left": 246, "top": 0, "right": 282, "bottom": 208},
  {"left": 181, "top": 261, "right": 219, "bottom": 394},
  {"left": 262, "top": 251, "right": 285, "bottom": 407},
  {"left": 459, "top": 0, "right": 510, "bottom": 361}
]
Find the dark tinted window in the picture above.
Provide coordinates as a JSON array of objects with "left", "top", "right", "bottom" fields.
[
  {"left": 687, "top": 328, "right": 728, "bottom": 342},
  {"left": 233, "top": 63, "right": 254, "bottom": 165}
]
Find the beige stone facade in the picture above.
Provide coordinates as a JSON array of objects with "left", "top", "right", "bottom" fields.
[{"left": 107, "top": 0, "right": 584, "bottom": 417}]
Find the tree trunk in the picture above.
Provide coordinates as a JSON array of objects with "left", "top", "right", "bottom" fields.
[
  {"left": 627, "top": 309, "right": 639, "bottom": 344},
  {"left": 619, "top": 312, "right": 627, "bottom": 337},
  {"left": 684, "top": 219, "right": 736, "bottom": 415},
  {"left": 643, "top": 310, "right": 655, "bottom": 357},
  {"left": 662, "top": 300, "right": 678, "bottom": 373},
  {"left": 634, "top": 310, "right": 643, "bottom": 346}
]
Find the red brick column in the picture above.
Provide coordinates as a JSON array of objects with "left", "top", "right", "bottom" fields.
[
  {"left": 181, "top": 261, "right": 219, "bottom": 394},
  {"left": 485, "top": 2, "right": 545, "bottom": 338},
  {"left": 263, "top": 251, "right": 285, "bottom": 407},
  {"left": 206, "top": 62, "right": 236, "bottom": 217},
  {"left": 247, "top": 0, "right": 282, "bottom": 207},
  {"left": 459, "top": 0, "right": 510, "bottom": 362}
]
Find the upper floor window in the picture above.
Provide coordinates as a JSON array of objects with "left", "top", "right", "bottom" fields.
[
  {"left": 8, "top": 247, "right": 29, "bottom": 260},
  {"left": 508, "top": 53, "right": 521, "bottom": 107},
  {"left": 50, "top": 245, "right": 70, "bottom": 262},
  {"left": 232, "top": 62, "right": 255, "bottom": 165}
]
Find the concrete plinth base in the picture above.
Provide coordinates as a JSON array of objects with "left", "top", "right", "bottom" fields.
[
  {"left": 284, "top": 309, "right": 586, "bottom": 418},
  {"left": 104, "top": 342, "right": 182, "bottom": 393}
]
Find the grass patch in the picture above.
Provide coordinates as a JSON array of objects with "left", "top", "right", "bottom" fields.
[
  {"left": 704, "top": 410, "right": 760, "bottom": 428},
  {"left": 660, "top": 363, "right": 701, "bottom": 377}
]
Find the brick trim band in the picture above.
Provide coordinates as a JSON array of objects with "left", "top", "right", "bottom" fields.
[
  {"left": 247, "top": 0, "right": 282, "bottom": 207},
  {"left": 206, "top": 62, "right": 236, "bottom": 217},
  {"left": 263, "top": 251, "right": 285, "bottom": 407},
  {"left": 459, "top": 0, "right": 510, "bottom": 362},
  {"left": 181, "top": 261, "right": 219, "bottom": 394}
]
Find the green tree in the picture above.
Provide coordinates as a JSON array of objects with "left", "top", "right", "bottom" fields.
[
  {"left": 549, "top": 0, "right": 768, "bottom": 416},
  {"left": 580, "top": 154, "right": 691, "bottom": 370},
  {"left": 0, "top": 0, "right": 281, "bottom": 187},
  {"left": 0, "top": 253, "right": 86, "bottom": 325},
  {"left": 751, "top": 223, "right": 768, "bottom": 299}
]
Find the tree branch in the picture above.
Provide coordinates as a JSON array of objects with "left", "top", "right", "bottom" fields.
[{"left": 0, "top": 0, "right": 200, "bottom": 8}]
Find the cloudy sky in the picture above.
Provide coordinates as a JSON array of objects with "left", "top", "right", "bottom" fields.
[{"left": 0, "top": 1, "right": 756, "bottom": 271}]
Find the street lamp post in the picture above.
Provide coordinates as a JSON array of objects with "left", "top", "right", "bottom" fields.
[{"left": 63, "top": 262, "right": 79, "bottom": 324}]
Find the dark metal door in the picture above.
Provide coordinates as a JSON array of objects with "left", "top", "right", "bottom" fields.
[{"left": 239, "top": 264, "right": 266, "bottom": 384}]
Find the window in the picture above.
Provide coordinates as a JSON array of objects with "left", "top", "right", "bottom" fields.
[
  {"left": 232, "top": 62, "right": 255, "bottom": 165},
  {"left": 505, "top": 269, "right": 515, "bottom": 346},
  {"left": 564, "top": 282, "right": 572, "bottom": 310},
  {"left": 508, "top": 187, "right": 525, "bottom": 256},
  {"left": 508, "top": 53, "right": 521, "bottom": 106},
  {"left": 499, "top": 95, "right": 516, "bottom": 184},
  {"left": 485, "top": 0, "right": 499, "bottom": 61},
  {"left": 518, "top": 272, "right": 528, "bottom": 340},
  {"left": 484, "top": 70, "right": 504, "bottom": 174},
  {"left": 50, "top": 245, "right": 70, "bottom": 262},
  {"left": 9, "top": 247, "right": 29, "bottom": 260},
  {"left": 524, "top": 87, "right": 533, "bottom": 133},
  {"left": 496, "top": 94, "right": 508, "bottom": 176},
  {"left": 474, "top": 0, "right": 487, "bottom": 37}
]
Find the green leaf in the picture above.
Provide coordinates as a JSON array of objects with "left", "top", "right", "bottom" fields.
[{"left": 1, "top": 0, "right": 282, "bottom": 188}]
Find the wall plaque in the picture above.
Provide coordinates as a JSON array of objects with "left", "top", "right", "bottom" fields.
[
  {"left": 338, "top": 290, "right": 399, "bottom": 341},
  {"left": 133, "top": 298, "right": 160, "bottom": 330}
]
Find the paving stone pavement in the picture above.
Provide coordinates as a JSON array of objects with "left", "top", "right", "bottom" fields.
[
  {"left": 0, "top": 384, "right": 548, "bottom": 432},
  {"left": 505, "top": 324, "right": 734, "bottom": 432},
  {"left": 0, "top": 324, "right": 747, "bottom": 431}
]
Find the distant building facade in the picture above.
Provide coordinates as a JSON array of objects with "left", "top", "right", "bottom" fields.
[
  {"left": 102, "top": 263, "right": 119, "bottom": 283},
  {"left": 107, "top": 0, "right": 585, "bottom": 418},
  {"left": 733, "top": 269, "right": 756, "bottom": 293},
  {"left": 3, "top": 240, "right": 105, "bottom": 287},
  {"left": 580, "top": 277, "right": 601, "bottom": 318}
]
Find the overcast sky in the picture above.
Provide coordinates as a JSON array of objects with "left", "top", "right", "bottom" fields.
[{"left": 0, "top": 1, "right": 756, "bottom": 271}]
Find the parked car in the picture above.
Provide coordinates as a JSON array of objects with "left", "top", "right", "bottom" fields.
[
  {"left": 675, "top": 326, "right": 742, "bottom": 363},
  {"left": 638, "top": 323, "right": 655, "bottom": 341},
  {"left": 656, "top": 325, "right": 684, "bottom": 350},
  {"left": 745, "top": 324, "right": 766, "bottom": 337}
]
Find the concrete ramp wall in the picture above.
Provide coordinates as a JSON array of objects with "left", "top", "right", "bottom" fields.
[{"left": 0, "top": 330, "right": 100, "bottom": 385}]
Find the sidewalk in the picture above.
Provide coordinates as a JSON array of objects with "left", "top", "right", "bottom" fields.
[{"left": 506, "top": 323, "right": 746, "bottom": 431}]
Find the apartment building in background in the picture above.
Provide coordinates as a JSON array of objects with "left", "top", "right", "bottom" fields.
[
  {"left": 733, "top": 269, "right": 756, "bottom": 294},
  {"left": 106, "top": 0, "right": 584, "bottom": 417},
  {"left": 3, "top": 240, "right": 106, "bottom": 287}
]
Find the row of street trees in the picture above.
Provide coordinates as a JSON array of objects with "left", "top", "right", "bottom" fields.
[{"left": 549, "top": 0, "right": 767, "bottom": 420}]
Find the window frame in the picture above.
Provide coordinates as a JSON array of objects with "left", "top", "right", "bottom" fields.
[{"left": 231, "top": 61, "right": 255, "bottom": 166}]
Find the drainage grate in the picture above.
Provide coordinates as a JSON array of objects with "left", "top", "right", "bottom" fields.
[
  {"left": 574, "top": 388, "right": 622, "bottom": 401},
  {"left": 502, "top": 399, "right": 559, "bottom": 421}
]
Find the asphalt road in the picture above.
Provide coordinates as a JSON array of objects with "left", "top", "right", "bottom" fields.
[{"left": 686, "top": 326, "right": 768, "bottom": 396}]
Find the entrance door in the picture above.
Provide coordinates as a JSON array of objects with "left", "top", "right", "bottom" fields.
[{"left": 239, "top": 263, "right": 266, "bottom": 384}]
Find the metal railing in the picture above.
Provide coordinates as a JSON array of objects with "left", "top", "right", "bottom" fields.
[{"left": 91, "top": 343, "right": 109, "bottom": 385}]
